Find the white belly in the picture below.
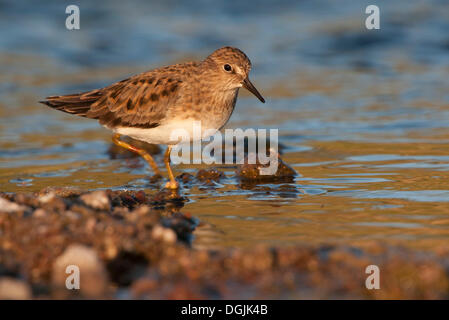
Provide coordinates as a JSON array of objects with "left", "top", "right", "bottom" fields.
[{"left": 113, "top": 119, "right": 220, "bottom": 145}]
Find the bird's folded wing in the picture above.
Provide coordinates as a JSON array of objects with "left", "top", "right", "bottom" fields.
[
  {"left": 41, "top": 72, "right": 183, "bottom": 129},
  {"left": 87, "top": 73, "right": 183, "bottom": 129}
]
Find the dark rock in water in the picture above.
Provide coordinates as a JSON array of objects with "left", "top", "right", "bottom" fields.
[
  {"left": 213, "top": 137, "right": 287, "bottom": 163},
  {"left": 236, "top": 154, "right": 296, "bottom": 183},
  {"left": 108, "top": 136, "right": 161, "bottom": 160},
  {"left": 150, "top": 189, "right": 186, "bottom": 208},
  {"left": 176, "top": 172, "right": 195, "bottom": 185},
  {"left": 196, "top": 169, "right": 225, "bottom": 183}
]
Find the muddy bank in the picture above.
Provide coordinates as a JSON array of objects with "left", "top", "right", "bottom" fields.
[{"left": 1, "top": 188, "right": 449, "bottom": 299}]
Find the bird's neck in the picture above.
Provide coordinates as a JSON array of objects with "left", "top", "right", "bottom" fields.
[{"left": 196, "top": 61, "right": 240, "bottom": 108}]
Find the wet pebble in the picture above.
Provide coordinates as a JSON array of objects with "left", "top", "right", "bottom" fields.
[
  {"left": 0, "top": 277, "right": 32, "bottom": 300},
  {"left": 176, "top": 172, "right": 194, "bottom": 184},
  {"left": 80, "top": 190, "right": 111, "bottom": 211},
  {"left": 52, "top": 244, "right": 108, "bottom": 298},
  {"left": 151, "top": 225, "right": 177, "bottom": 244},
  {"left": 237, "top": 153, "right": 296, "bottom": 182},
  {"left": 196, "top": 169, "right": 225, "bottom": 183},
  {"left": 0, "top": 197, "right": 28, "bottom": 214}
]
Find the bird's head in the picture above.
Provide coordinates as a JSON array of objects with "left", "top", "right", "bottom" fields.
[{"left": 203, "top": 46, "right": 265, "bottom": 103}]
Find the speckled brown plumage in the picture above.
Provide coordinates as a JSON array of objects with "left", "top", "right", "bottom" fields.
[
  {"left": 40, "top": 47, "right": 264, "bottom": 131},
  {"left": 41, "top": 63, "right": 192, "bottom": 129}
]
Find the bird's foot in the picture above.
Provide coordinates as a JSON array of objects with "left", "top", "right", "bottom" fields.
[{"left": 165, "top": 180, "right": 179, "bottom": 190}]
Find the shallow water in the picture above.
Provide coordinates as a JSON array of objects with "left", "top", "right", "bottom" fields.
[{"left": 1, "top": 0, "right": 449, "bottom": 251}]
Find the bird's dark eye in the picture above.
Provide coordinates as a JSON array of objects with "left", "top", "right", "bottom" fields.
[{"left": 223, "top": 64, "right": 232, "bottom": 72}]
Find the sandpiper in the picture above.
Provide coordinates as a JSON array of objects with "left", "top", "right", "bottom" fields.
[{"left": 40, "top": 46, "right": 265, "bottom": 189}]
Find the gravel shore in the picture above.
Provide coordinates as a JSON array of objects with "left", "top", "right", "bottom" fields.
[{"left": 1, "top": 187, "right": 449, "bottom": 299}]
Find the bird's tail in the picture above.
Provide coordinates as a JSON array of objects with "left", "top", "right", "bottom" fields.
[{"left": 39, "top": 89, "right": 103, "bottom": 118}]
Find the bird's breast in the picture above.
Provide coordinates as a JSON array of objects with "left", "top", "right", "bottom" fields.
[
  {"left": 205, "top": 88, "right": 239, "bottom": 129},
  {"left": 170, "top": 87, "right": 238, "bottom": 129}
]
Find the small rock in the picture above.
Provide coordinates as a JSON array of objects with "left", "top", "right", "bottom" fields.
[
  {"left": 152, "top": 225, "right": 177, "bottom": 244},
  {"left": 134, "top": 190, "right": 147, "bottom": 204},
  {"left": 177, "top": 172, "right": 194, "bottom": 184},
  {"left": 133, "top": 205, "right": 151, "bottom": 216},
  {"left": 0, "top": 197, "right": 28, "bottom": 213},
  {"left": 237, "top": 152, "right": 296, "bottom": 182},
  {"left": 196, "top": 169, "right": 225, "bottom": 182},
  {"left": 0, "top": 277, "right": 31, "bottom": 299},
  {"left": 80, "top": 190, "right": 111, "bottom": 211},
  {"left": 52, "top": 244, "right": 108, "bottom": 298},
  {"left": 33, "top": 208, "right": 47, "bottom": 218},
  {"left": 151, "top": 189, "right": 186, "bottom": 205},
  {"left": 38, "top": 192, "right": 56, "bottom": 204}
]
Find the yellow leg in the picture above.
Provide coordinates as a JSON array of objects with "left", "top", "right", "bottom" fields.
[
  {"left": 164, "top": 146, "right": 179, "bottom": 189},
  {"left": 112, "top": 134, "right": 160, "bottom": 175}
]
